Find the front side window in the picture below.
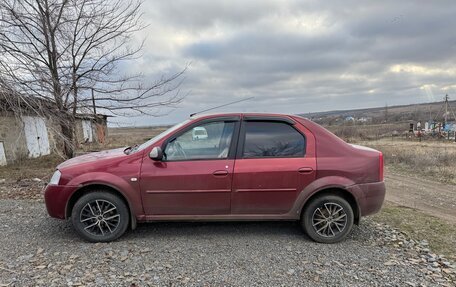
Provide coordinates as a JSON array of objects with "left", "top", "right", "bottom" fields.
[
  {"left": 132, "top": 120, "right": 191, "bottom": 153},
  {"left": 164, "top": 121, "right": 236, "bottom": 161},
  {"left": 242, "top": 121, "right": 305, "bottom": 158}
]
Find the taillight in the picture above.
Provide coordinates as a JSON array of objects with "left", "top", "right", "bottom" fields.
[{"left": 379, "top": 152, "right": 384, "bottom": 181}]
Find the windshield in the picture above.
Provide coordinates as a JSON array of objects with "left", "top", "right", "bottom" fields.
[{"left": 129, "top": 119, "right": 190, "bottom": 153}]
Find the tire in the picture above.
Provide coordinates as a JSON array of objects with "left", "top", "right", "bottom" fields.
[
  {"left": 301, "top": 195, "right": 354, "bottom": 244},
  {"left": 71, "top": 191, "right": 129, "bottom": 242}
]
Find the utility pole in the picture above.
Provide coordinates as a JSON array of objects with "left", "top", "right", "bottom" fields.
[
  {"left": 444, "top": 94, "right": 449, "bottom": 126},
  {"left": 384, "top": 103, "right": 388, "bottom": 123}
]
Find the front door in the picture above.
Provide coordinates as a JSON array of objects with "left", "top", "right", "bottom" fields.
[
  {"left": 140, "top": 119, "right": 240, "bottom": 215},
  {"left": 231, "top": 120, "right": 316, "bottom": 214}
]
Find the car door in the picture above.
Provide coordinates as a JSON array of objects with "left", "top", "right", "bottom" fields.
[
  {"left": 231, "top": 117, "right": 316, "bottom": 214},
  {"left": 140, "top": 117, "right": 240, "bottom": 215}
]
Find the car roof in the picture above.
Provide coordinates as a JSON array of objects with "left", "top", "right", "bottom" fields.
[{"left": 190, "top": 112, "right": 302, "bottom": 121}]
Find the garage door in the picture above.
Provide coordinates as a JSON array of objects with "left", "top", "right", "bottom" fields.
[
  {"left": 22, "top": 116, "right": 51, "bottom": 158},
  {"left": 82, "top": 120, "right": 93, "bottom": 142},
  {"left": 0, "top": 142, "right": 6, "bottom": 166}
]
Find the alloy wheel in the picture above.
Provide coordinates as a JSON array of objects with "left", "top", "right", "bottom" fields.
[
  {"left": 79, "top": 199, "right": 121, "bottom": 236},
  {"left": 311, "top": 202, "right": 347, "bottom": 238}
]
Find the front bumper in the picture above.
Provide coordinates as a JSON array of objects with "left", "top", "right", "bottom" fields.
[
  {"left": 44, "top": 184, "right": 78, "bottom": 219},
  {"left": 348, "top": 181, "right": 386, "bottom": 217}
]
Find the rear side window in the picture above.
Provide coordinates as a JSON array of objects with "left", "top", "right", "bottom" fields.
[{"left": 242, "top": 121, "right": 305, "bottom": 158}]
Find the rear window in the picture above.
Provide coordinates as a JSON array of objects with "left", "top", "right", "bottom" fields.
[{"left": 242, "top": 121, "right": 305, "bottom": 158}]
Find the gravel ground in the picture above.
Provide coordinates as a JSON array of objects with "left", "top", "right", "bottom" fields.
[{"left": 0, "top": 197, "right": 454, "bottom": 287}]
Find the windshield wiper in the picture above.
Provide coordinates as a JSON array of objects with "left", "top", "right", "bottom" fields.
[
  {"left": 124, "top": 144, "right": 139, "bottom": 155},
  {"left": 123, "top": 146, "right": 133, "bottom": 154}
]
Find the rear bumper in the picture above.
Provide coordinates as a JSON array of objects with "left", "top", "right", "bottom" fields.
[
  {"left": 348, "top": 181, "right": 385, "bottom": 217},
  {"left": 44, "top": 184, "right": 78, "bottom": 219}
]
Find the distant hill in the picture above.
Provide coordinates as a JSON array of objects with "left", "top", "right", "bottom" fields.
[{"left": 300, "top": 100, "right": 456, "bottom": 125}]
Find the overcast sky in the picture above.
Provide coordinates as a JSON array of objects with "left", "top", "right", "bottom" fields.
[{"left": 113, "top": 0, "right": 456, "bottom": 126}]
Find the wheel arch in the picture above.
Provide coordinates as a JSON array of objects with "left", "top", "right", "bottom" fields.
[
  {"left": 65, "top": 183, "right": 137, "bottom": 230},
  {"left": 300, "top": 187, "right": 360, "bottom": 225}
]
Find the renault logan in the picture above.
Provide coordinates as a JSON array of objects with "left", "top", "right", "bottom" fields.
[{"left": 44, "top": 113, "right": 385, "bottom": 243}]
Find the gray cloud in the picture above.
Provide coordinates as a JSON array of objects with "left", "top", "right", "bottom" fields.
[{"left": 114, "top": 0, "right": 456, "bottom": 126}]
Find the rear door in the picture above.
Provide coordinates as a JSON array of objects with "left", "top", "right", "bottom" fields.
[
  {"left": 140, "top": 117, "right": 240, "bottom": 215},
  {"left": 231, "top": 117, "right": 316, "bottom": 214}
]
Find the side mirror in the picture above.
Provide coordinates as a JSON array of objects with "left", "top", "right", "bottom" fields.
[{"left": 149, "top": 146, "right": 163, "bottom": 161}]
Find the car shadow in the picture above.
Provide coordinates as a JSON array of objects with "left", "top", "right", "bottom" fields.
[
  {"left": 137, "top": 220, "right": 302, "bottom": 235},
  {"left": 43, "top": 216, "right": 365, "bottom": 244},
  {"left": 125, "top": 221, "right": 364, "bottom": 241},
  {"left": 44, "top": 218, "right": 307, "bottom": 241}
]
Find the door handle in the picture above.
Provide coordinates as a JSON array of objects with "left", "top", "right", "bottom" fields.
[
  {"left": 213, "top": 170, "right": 229, "bottom": 176},
  {"left": 298, "top": 167, "right": 314, "bottom": 174}
]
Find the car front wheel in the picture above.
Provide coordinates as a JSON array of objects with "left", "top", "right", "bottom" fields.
[
  {"left": 301, "top": 195, "right": 354, "bottom": 243},
  {"left": 71, "top": 191, "right": 129, "bottom": 242}
]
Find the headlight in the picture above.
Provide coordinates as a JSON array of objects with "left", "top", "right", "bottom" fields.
[{"left": 49, "top": 170, "right": 62, "bottom": 185}]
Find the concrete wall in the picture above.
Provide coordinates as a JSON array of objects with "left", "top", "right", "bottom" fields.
[
  {"left": 44, "top": 117, "right": 63, "bottom": 155},
  {"left": 0, "top": 113, "right": 107, "bottom": 164},
  {"left": 74, "top": 118, "right": 108, "bottom": 145},
  {"left": 0, "top": 114, "right": 61, "bottom": 164},
  {"left": 75, "top": 119, "right": 90, "bottom": 144},
  {"left": 0, "top": 115, "right": 29, "bottom": 164}
]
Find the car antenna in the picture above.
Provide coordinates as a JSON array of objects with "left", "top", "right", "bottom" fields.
[{"left": 189, "top": 96, "right": 255, "bottom": 117}]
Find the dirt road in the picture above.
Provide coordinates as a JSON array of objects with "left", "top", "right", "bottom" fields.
[{"left": 385, "top": 172, "right": 456, "bottom": 223}]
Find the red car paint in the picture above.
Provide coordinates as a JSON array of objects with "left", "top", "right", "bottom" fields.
[{"left": 44, "top": 113, "right": 385, "bottom": 225}]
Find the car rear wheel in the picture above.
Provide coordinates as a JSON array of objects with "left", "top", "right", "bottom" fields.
[
  {"left": 71, "top": 191, "right": 129, "bottom": 242},
  {"left": 301, "top": 195, "right": 354, "bottom": 243}
]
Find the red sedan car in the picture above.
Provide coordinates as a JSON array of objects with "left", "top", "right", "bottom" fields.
[{"left": 44, "top": 113, "right": 385, "bottom": 243}]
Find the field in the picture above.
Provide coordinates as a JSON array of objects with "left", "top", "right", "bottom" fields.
[
  {"left": 77, "top": 126, "right": 169, "bottom": 154},
  {"left": 305, "top": 99, "right": 456, "bottom": 125},
  {"left": 359, "top": 139, "right": 456, "bottom": 185}
]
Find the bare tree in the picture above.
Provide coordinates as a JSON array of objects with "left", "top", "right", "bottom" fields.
[{"left": 0, "top": 0, "right": 185, "bottom": 157}]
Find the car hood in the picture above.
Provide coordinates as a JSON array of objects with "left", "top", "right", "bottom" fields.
[{"left": 58, "top": 148, "right": 126, "bottom": 169}]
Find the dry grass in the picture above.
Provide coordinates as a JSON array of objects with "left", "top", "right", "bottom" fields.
[
  {"left": 327, "top": 122, "right": 411, "bottom": 141},
  {"left": 0, "top": 154, "right": 62, "bottom": 181},
  {"left": 372, "top": 202, "right": 456, "bottom": 260},
  {"left": 327, "top": 122, "right": 456, "bottom": 184},
  {"left": 77, "top": 126, "right": 169, "bottom": 153},
  {"left": 108, "top": 126, "right": 169, "bottom": 147},
  {"left": 355, "top": 139, "right": 456, "bottom": 185}
]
